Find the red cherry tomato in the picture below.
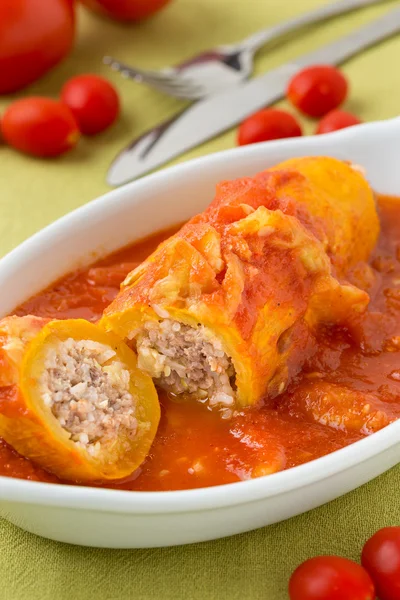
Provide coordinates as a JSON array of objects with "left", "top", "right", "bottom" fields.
[
  {"left": 316, "top": 110, "right": 362, "bottom": 134},
  {"left": 61, "top": 75, "right": 120, "bottom": 135},
  {"left": 289, "top": 555, "right": 376, "bottom": 600},
  {"left": 79, "top": 0, "right": 172, "bottom": 21},
  {"left": 237, "top": 109, "right": 302, "bottom": 146},
  {"left": 0, "top": 0, "right": 75, "bottom": 95},
  {"left": 1, "top": 97, "right": 80, "bottom": 158},
  {"left": 287, "top": 65, "right": 348, "bottom": 118},
  {"left": 362, "top": 527, "right": 400, "bottom": 600}
]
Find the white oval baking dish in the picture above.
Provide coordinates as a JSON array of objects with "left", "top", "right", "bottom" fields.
[{"left": 1, "top": 117, "right": 400, "bottom": 548}]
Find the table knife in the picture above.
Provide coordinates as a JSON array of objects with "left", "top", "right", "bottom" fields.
[{"left": 108, "top": 7, "right": 400, "bottom": 186}]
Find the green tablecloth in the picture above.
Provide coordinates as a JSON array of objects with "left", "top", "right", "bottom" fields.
[{"left": 1, "top": 1, "right": 400, "bottom": 598}]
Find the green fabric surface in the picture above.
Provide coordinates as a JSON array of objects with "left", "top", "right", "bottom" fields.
[{"left": 1, "top": 0, "right": 400, "bottom": 598}]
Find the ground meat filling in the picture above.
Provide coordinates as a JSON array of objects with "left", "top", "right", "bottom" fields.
[
  {"left": 40, "top": 338, "right": 137, "bottom": 456},
  {"left": 136, "top": 320, "right": 236, "bottom": 417}
]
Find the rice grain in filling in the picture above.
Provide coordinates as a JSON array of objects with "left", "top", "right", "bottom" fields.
[
  {"left": 40, "top": 338, "right": 137, "bottom": 456},
  {"left": 136, "top": 320, "right": 236, "bottom": 415}
]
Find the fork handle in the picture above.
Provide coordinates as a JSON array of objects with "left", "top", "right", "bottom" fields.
[{"left": 239, "top": 0, "right": 388, "bottom": 54}]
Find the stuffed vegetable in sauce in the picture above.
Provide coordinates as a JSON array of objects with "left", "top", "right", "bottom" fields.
[
  {"left": 102, "top": 157, "right": 379, "bottom": 412},
  {"left": 0, "top": 316, "right": 160, "bottom": 482}
]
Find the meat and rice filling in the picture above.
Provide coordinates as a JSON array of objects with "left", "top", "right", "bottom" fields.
[
  {"left": 135, "top": 320, "right": 236, "bottom": 416},
  {"left": 40, "top": 338, "right": 137, "bottom": 456}
]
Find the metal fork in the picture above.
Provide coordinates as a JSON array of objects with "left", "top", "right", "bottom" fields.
[{"left": 104, "top": 0, "right": 389, "bottom": 100}]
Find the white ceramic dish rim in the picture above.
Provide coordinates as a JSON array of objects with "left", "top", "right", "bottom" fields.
[{"left": 1, "top": 117, "right": 400, "bottom": 516}]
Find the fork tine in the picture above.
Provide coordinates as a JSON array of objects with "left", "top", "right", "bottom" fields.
[
  {"left": 103, "top": 56, "right": 204, "bottom": 99},
  {"left": 104, "top": 57, "right": 164, "bottom": 83},
  {"left": 140, "top": 79, "right": 204, "bottom": 99},
  {"left": 139, "top": 76, "right": 201, "bottom": 92},
  {"left": 104, "top": 56, "right": 186, "bottom": 87},
  {"left": 122, "top": 71, "right": 202, "bottom": 97}
]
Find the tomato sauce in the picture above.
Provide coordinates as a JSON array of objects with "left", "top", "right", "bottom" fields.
[{"left": 1, "top": 196, "right": 400, "bottom": 491}]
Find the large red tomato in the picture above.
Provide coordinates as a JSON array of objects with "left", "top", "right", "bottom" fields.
[
  {"left": 0, "top": 0, "right": 75, "bottom": 95},
  {"left": 80, "top": 0, "right": 172, "bottom": 21}
]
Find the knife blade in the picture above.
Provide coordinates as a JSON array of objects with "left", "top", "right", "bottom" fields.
[{"left": 108, "top": 7, "right": 400, "bottom": 186}]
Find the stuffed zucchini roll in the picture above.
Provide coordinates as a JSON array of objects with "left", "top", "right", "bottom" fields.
[
  {"left": 101, "top": 157, "right": 379, "bottom": 412},
  {"left": 0, "top": 316, "right": 160, "bottom": 482}
]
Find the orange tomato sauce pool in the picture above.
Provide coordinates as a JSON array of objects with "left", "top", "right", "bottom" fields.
[{"left": 2, "top": 195, "right": 400, "bottom": 491}]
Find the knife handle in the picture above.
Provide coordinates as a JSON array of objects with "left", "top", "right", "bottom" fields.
[
  {"left": 296, "top": 6, "right": 400, "bottom": 68},
  {"left": 240, "top": 0, "right": 387, "bottom": 54}
]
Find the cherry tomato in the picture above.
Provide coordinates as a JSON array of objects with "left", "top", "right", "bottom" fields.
[
  {"left": 316, "top": 110, "right": 362, "bottom": 134},
  {"left": 61, "top": 75, "right": 120, "bottom": 135},
  {"left": 79, "top": 0, "right": 172, "bottom": 21},
  {"left": 237, "top": 109, "right": 302, "bottom": 146},
  {"left": 0, "top": 0, "right": 75, "bottom": 95},
  {"left": 1, "top": 97, "right": 80, "bottom": 158},
  {"left": 289, "top": 555, "right": 376, "bottom": 600},
  {"left": 361, "top": 527, "right": 400, "bottom": 600},
  {"left": 287, "top": 65, "right": 348, "bottom": 118}
]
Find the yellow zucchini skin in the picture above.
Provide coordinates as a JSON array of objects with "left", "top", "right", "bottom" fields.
[
  {"left": 267, "top": 157, "right": 379, "bottom": 274},
  {"left": 101, "top": 157, "right": 379, "bottom": 408},
  {"left": 0, "top": 316, "right": 160, "bottom": 482}
]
